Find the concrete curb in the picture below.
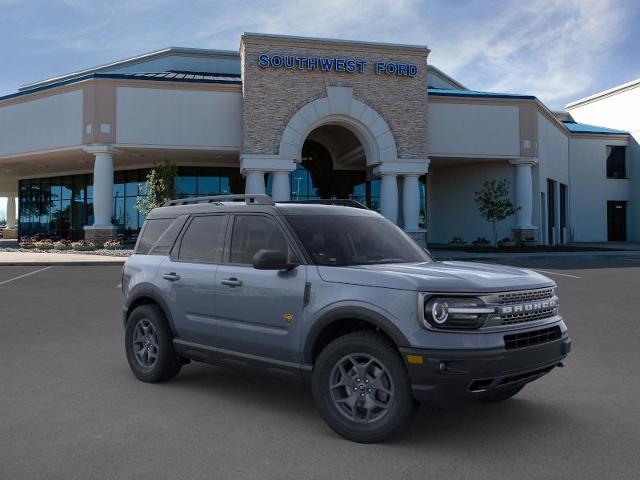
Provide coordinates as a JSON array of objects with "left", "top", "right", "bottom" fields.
[
  {"left": 431, "top": 250, "right": 640, "bottom": 261},
  {"left": 0, "top": 260, "right": 126, "bottom": 266}
]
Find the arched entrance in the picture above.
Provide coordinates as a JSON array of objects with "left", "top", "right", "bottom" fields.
[{"left": 282, "top": 124, "right": 381, "bottom": 210}]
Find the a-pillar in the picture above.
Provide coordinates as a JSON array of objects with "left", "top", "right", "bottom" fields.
[
  {"left": 84, "top": 145, "right": 118, "bottom": 246},
  {"left": 509, "top": 157, "right": 538, "bottom": 242}
]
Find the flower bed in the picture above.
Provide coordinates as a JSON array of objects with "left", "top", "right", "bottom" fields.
[
  {"left": 71, "top": 240, "right": 96, "bottom": 251},
  {"left": 103, "top": 238, "right": 122, "bottom": 250}
]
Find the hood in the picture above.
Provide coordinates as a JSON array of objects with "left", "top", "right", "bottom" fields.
[{"left": 317, "top": 261, "right": 554, "bottom": 293}]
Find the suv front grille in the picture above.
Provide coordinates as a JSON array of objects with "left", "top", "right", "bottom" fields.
[
  {"left": 497, "top": 287, "right": 555, "bottom": 305},
  {"left": 493, "top": 288, "right": 557, "bottom": 326},
  {"left": 504, "top": 326, "right": 561, "bottom": 350}
]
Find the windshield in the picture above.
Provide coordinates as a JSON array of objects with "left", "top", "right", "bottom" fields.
[{"left": 286, "top": 215, "right": 432, "bottom": 266}]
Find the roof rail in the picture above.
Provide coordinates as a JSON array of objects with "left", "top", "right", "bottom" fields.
[
  {"left": 278, "top": 199, "right": 369, "bottom": 209},
  {"left": 163, "top": 194, "right": 275, "bottom": 207}
]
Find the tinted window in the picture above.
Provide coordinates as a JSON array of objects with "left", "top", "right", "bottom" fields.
[
  {"left": 136, "top": 218, "right": 174, "bottom": 254},
  {"left": 286, "top": 215, "right": 431, "bottom": 266},
  {"left": 149, "top": 215, "right": 188, "bottom": 255},
  {"left": 178, "top": 215, "right": 227, "bottom": 263},
  {"left": 607, "top": 146, "right": 626, "bottom": 179},
  {"left": 230, "top": 216, "right": 288, "bottom": 264}
]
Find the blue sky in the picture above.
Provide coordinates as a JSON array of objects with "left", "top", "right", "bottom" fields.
[
  {"left": 1, "top": 0, "right": 639, "bottom": 108},
  {"left": 1, "top": 0, "right": 640, "bottom": 217}
]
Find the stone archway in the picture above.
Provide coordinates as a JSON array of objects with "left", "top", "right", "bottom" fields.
[{"left": 278, "top": 86, "right": 398, "bottom": 166}]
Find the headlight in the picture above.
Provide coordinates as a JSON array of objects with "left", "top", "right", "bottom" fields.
[{"left": 423, "top": 297, "right": 494, "bottom": 329}]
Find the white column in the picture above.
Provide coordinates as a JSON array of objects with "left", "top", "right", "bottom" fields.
[
  {"left": 510, "top": 158, "right": 537, "bottom": 229},
  {"left": 379, "top": 173, "right": 398, "bottom": 224},
  {"left": 245, "top": 170, "right": 266, "bottom": 195},
  {"left": 271, "top": 172, "right": 291, "bottom": 202},
  {"left": 402, "top": 175, "right": 420, "bottom": 231},
  {"left": 6, "top": 195, "right": 16, "bottom": 229},
  {"left": 91, "top": 151, "right": 115, "bottom": 227}
]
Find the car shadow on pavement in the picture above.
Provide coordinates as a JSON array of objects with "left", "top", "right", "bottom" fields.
[{"left": 154, "top": 362, "right": 577, "bottom": 446}]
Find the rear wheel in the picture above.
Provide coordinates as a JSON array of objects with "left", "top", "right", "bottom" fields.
[
  {"left": 479, "top": 385, "right": 524, "bottom": 402},
  {"left": 312, "top": 331, "right": 414, "bottom": 443},
  {"left": 125, "top": 304, "right": 181, "bottom": 382}
]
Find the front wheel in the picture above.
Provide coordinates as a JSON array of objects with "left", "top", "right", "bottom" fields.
[
  {"left": 125, "top": 304, "right": 182, "bottom": 382},
  {"left": 312, "top": 331, "right": 414, "bottom": 443}
]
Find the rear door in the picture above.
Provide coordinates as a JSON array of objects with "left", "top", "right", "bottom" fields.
[
  {"left": 213, "top": 214, "right": 307, "bottom": 363},
  {"left": 157, "top": 214, "right": 228, "bottom": 346}
]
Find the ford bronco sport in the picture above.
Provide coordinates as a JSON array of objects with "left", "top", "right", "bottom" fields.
[{"left": 122, "top": 194, "right": 570, "bottom": 443}]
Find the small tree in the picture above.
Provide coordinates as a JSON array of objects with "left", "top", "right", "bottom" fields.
[
  {"left": 136, "top": 160, "right": 178, "bottom": 215},
  {"left": 474, "top": 179, "right": 519, "bottom": 246}
]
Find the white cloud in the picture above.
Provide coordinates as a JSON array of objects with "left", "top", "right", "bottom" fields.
[{"left": 4, "top": 0, "right": 635, "bottom": 109}]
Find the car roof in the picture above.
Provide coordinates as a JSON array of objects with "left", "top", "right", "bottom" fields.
[{"left": 146, "top": 201, "right": 380, "bottom": 219}]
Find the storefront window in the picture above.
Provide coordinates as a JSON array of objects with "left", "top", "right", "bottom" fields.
[{"left": 18, "top": 166, "right": 244, "bottom": 243}]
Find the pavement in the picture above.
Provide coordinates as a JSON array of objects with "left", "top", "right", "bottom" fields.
[
  {"left": 0, "top": 251, "right": 126, "bottom": 265},
  {"left": 1, "top": 258, "right": 639, "bottom": 479}
]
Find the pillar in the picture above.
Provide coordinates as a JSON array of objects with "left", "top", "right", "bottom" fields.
[
  {"left": 244, "top": 170, "right": 266, "bottom": 195},
  {"left": 379, "top": 173, "right": 398, "bottom": 224},
  {"left": 84, "top": 145, "right": 117, "bottom": 245},
  {"left": 6, "top": 195, "right": 16, "bottom": 229},
  {"left": 402, "top": 175, "right": 420, "bottom": 231},
  {"left": 271, "top": 172, "right": 291, "bottom": 202},
  {"left": 509, "top": 157, "right": 538, "bottom": 241}
]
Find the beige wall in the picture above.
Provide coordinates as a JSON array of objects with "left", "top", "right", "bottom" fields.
[{"left": 240, "top": 35, "right": 429, "bottom": 159}]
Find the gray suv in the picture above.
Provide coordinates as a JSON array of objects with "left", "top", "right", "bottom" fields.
[{"left": 122, "top": 194, "right": 570, "bottom": 443}]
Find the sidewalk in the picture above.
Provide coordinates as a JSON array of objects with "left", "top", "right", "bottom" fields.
[
  {"left": 430, "top": 248, "right": 640, "bottom": 261},
  {"left": 0, "top": 251, "right": 126, "bottom": 266}
]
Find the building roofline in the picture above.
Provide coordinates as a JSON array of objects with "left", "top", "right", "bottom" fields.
[
  {"left": 427, "top": 65, "right": 467, "bottom": 90},
  {"left": 2, "top": 72, "right": 241, "bottom": 104},
  {"left": 565, "top": 78, "right": 640, "bottom": 109},
  {"left": 428, "top": 88, "right": 535, "bottom": 100},
  {"left": 240, "top": 32, "right": 430, "bottom": 55},
  {"left": 19, "top": 47, "right": 240, "bottom": 92}
]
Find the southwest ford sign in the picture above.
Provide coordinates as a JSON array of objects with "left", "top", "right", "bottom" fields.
[{"left": 257, "top": 54, "right": 418, "bottom": 77}]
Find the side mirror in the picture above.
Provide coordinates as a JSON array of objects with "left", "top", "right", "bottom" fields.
[{"left": 252, "top": 249, "right": 297, "bottom": 271}]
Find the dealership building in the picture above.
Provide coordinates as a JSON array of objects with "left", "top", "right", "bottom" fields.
[{"left": 0, "top": 33, "right": 637, "bottom": 245}]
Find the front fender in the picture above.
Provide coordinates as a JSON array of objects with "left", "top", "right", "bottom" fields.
[{"left": 302, "top": 304, "right": 411, "bottom": 364}]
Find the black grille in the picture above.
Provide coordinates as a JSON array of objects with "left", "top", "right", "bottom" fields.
[
  {"left": 497, "top": 287, "right": 555, "bottom": 305},
  {"left": 501, "top": 307, "right": 557, "bottom": 325},
  {"left": 504, "top": 326, "right": 561, "bottom": 350}
]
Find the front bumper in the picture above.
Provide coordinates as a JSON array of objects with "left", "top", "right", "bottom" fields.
[{"left": 400, "top": 334, "right": 571, "bottom": 406}]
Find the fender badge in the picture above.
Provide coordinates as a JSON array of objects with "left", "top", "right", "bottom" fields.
[{"left": 283, "top": 313, "right": 294, "bottom": 324}]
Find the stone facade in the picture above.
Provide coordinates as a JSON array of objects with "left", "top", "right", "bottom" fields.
[
  {"left": 240, "top": 34, "right": 429, "bottom": 161},
  {"left": 84, "top": 227, "right": 116, "bottom": 247}
]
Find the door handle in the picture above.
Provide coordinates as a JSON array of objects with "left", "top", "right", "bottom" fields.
[
  {"left": 162, "top": 272, "right": 181, "bottom": 281},
  {"left": 220, "top": 277, "right": 243, "bottom": 287}
]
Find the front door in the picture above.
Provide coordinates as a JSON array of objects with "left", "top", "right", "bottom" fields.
[
  {"left": 157, "top": 214, "right": 228, "bottom": 346},
  {"left": 607, "top": 201, "right": 627, "bottom": 241},
  {"left": 213, "top": 214, "right": 306, "bottom": 363}
]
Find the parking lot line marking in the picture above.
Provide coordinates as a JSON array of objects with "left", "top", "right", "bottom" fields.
[
  {"left": 0, "top": 266, "right": 52, "bottom": 286},
  {"left": 533, "top": 269, "right": 581, "bottom": 279},
  {"left": 116, "top": 283, "right": 122, "bottom": 289}
]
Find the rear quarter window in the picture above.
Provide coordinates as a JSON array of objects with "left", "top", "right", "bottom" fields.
[{"left": 135, "top": 218, "right": 175, "bottom": 254}]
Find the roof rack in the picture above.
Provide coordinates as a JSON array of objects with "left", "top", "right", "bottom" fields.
[
  {"left": 278, "top": 199, "right": 369, "bottom": 209},
  {"left": 163, "top": 194, "right": 275, "bottom": 207}
]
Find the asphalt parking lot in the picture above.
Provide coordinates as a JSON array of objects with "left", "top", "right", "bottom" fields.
[{"left": 1, "top": 257, "right": 639, "bottom": 479}]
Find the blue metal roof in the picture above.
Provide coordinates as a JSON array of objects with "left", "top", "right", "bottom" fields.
[
  {"left": 428, "top": 87, "right": 535, "bottom": 100},
  {"left": 0, "top": 71, "right": 242, "bottom": 102},
  {"left": 562, "top": 121, "right": 628, "bottom": 135}
]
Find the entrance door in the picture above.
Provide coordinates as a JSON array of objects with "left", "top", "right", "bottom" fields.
[
  {"left": 607, "top": 201, "right": 627, "bottom": 241},
  {"left": 213, "top": 214, "right": 307, "bottom": 363}
]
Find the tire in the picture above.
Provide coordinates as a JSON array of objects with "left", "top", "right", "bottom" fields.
[
  {"left": 125, "top": 304, "right": 182, "bottom": 383},
  {"left": 312, "top": 331, "right": 414, "bottom": 443},
  {"left": 479, "top": 385, "right": 524, "bottom": 403}
]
